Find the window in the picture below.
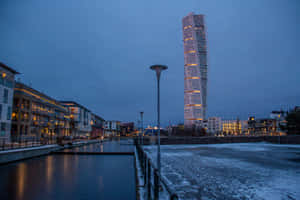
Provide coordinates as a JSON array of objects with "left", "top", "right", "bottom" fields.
[
  {"left": 0, "top": 76, "right": 4, "bottom": 85},
  {"left": 1, "top": 123, "right": 5, "bottom": 132},
  {"left": 7, "top": 106, "right": 11, "bottom": 120},
  {"left": 3, "top": 89, "right": 8, "bottom": 103}
]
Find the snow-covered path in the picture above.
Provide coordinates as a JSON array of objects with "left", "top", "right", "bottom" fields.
[{"left": 143, "top": 143, "right": 300, "bottom": 200}]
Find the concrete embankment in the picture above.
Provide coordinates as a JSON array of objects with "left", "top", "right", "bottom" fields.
[{"left": 0, "top": 140, "right": 99, "bottom": 165}]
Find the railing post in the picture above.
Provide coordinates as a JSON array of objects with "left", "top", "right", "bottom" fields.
[
  {"left": 154, "top": 169, "right": 159, "bottom": 200},
  {"left": 147, "top": 159, "right": 151, "bottom": 200},
  {"left": 144, "top": 155, "right": 147, "bottom": 178},
  {"left": 142, "top": 151, "right": 145, "bottom": 172}
]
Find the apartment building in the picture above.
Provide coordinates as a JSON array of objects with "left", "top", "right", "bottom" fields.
[{"left": 0, "top": 62, "right": 19, "bottom": 142}]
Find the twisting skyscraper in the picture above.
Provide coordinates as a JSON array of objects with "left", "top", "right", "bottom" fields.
[{"left": 182, "top": 13, "right": 208, "bottom": 128}]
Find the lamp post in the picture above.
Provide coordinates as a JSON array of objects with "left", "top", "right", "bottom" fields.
[
  {"left": 150, "top": 64, "right": 168, "bottom": 185},
  {"left": 137, "top": 120, "right": 141, "bottom": 144},
  {"left": 140, "top": 111, "right": 144, "bottom": 145}
]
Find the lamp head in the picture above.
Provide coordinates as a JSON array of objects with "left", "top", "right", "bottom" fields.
[{"left": 150, "top": 65, "right": 168, "bottom": 79}]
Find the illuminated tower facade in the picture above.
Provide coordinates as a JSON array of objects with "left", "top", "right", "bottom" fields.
[{"left": 182, "top": 13, "right": 208, "bottom": 128}]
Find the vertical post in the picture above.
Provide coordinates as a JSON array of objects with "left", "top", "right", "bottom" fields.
[
  {"left": 137, "top": 120, "right": 141, "bottom": 145},
  {"left": 140, "top": 112, "right": 144, "bottom": 145},
  {"left": 147, "top": 159, "right": 151, "bottom": 200},
  {"left": 157, "top": 76, "right": 161, "bottom": 179},
  {"left": 150, "top": 64, "right": 167, "bottom": 200},
  {"left": 144, "top": 154, "right": 147, "bottom": 178},
  {"left": 154, "top": 169, "right": 159, "bottom": 200}
]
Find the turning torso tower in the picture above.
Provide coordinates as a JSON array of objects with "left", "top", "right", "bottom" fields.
[{"left": 182, "top": 13, "right": 208, "bottom": 128}]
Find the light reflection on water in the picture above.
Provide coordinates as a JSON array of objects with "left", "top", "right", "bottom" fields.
[
  {"left": 0, "top": 144, "right": 136, "bottom": 200},
  {"left": 17, "top": 163, "right": 26, "bottom": 199},
  {"left": 46, "top": 156, "right": 53, "bottom": 192}
]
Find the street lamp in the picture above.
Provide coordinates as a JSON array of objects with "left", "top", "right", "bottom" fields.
[
  {"left": 137, "top": 120, "right": 141, "bottom": 144},
  {"left": 150, "top": 64, "right": 168, "bottom": 183},
  {"left": 140, "top": 111, "right": 144, "bottom": 145}
]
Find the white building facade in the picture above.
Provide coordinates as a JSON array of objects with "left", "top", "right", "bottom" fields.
[
  {"left": 104, "top": 120, "right": 121, "bottom": 137},
  {"left": 207, "top": 117, "right": 222, "bottom": 135},
  {"left": 0, "top": 62, "right": 19, "bottom": 142},
  {"left": 183, "top": 13, "right": 208, "bottom": 128},
  {"left": 60, "top": 101, "right": 92, "bottom": 137}
]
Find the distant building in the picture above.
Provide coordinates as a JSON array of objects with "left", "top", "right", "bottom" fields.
[
  {"left": 247, "top": 117, "right": 279, "bottom": 136},
  {"left": 60, "top": 101, "right": 92, "bottom": 137},
  {"left": 12, "top": 82, "right": 70, "bottom": 140},
  {"left": 168, "top": 124, "right": 184, "bottom": 136},
  {"left": 207, "top": 117, "right": 222, "bottom": 135},
  {"left": 270, "top": 111, "right": 285, "bottom": 120},
  {"left": 0, "top": 62, "right": 19, "bottom": 142},
  {"left": 104, "top": 120, "right": 121, "bottom": 137},
  {"left": 90, "top": 113, "right": 104, "bottom": 138},
  {"left": 183, "top": 13, "right": 208, "bottom": 128},
  {"left": 120, "top": 122, "right": 134, "bottom": 136},
  {"left": 222, "top": 120, "right": 248, "bottom": 135},
  {"left": 270, "top": 111, "right": 287, "bottom": 133}
]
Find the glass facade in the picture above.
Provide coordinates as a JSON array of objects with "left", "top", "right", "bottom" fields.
[{"left": 183, "top": 13, "right": 208, "bottom": 128}]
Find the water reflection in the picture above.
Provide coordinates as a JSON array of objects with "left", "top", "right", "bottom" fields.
[
  {"left": 0, "top": 145, "right": 136, "bottom": 200},
  {"left": 64, "top": 139, "right": 134, "bottom": 153},
  {"left": 46, "top": 156, "right": 53, "bottom": 188},
  {"left": 100, "top": 143, "right": 103, "bottom": 152},
  {"left": 17, "top": 163, "right": 26, "bottom": 199},
  {"left": 99, "top": 176, "right": 103, "bottom": 190}
]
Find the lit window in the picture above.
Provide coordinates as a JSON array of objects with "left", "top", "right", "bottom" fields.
[
  {"left": 184, "top": 77, "right": 200, "bottom": 80},
  {"left": 184, "top": 37, "right": 194, "bottom": 42},
  {"left": 184, "top": 90, "right": 201, "bottom": 93},
  {"left": 187, "top": 118, "right": 203, "bottom": 121},
  {"left": 184, "top": 50, "right": 196, "bottom": 54},
  {"left": 183, "top": 25, "right": 193, "bottom": 30},
  {"left": 185, "top": 104, "right": 202, "bottom": 107},
  {"left": 184, "top": 64, "right": 198, "bottom": 66}
]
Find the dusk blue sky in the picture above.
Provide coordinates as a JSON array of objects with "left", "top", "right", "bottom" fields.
[{"left": 0, "top": 0, "right": 299, "bottom": 126}]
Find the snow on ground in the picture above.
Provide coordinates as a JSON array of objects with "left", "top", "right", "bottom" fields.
[{"left": 143, "top": 142, "right": 300, "bottom": 200}]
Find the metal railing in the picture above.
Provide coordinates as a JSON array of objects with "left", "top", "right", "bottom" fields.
[
  {"left": 0, "top": 137, "right": 57, "bottom": 152},
  {"left": 136, "top": 142, "right": 179, "bottom": 200}
]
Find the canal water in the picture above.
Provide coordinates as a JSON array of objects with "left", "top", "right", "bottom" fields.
[
  {"left": 0, "top": 139, "right": 136, "bottom": 200},
  {"left": 63, "top": 139, "right": 134, "bottom": 153}
]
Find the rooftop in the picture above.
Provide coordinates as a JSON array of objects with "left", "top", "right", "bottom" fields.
[
  {"left": 0, "top": 62, "right": 20, "bottom": 74},
  {"left": 60, "top": 101, "right": 91, "bottom": 112},
  {"left": 15, "top": 82, "right": 67, "bottom": 112}
]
